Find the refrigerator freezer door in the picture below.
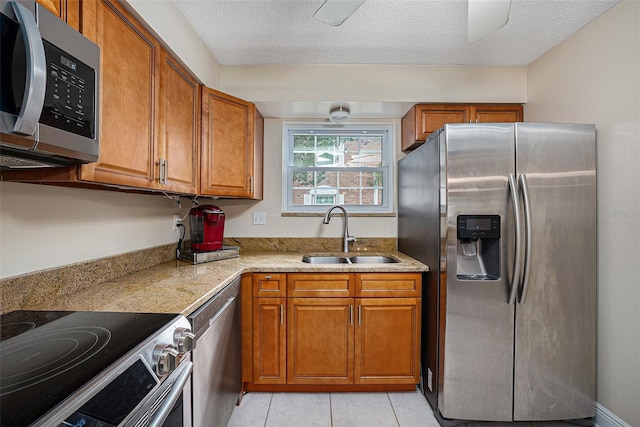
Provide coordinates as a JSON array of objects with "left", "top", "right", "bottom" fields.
[
  {"left": 513, "top": 123, "right": 597, "bottom": 420},
  {"left": 439, "top": 124, "right": 516, "bottom": 421}
]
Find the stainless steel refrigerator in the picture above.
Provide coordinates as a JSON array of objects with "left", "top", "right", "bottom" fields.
[{"left": 398, "top": 123, "right": 596, "bottom": 424}]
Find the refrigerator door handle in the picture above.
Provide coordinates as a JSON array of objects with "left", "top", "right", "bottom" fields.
[
  {"left": 508, "top": 174, "right": 522, "bottom": 305},
  {"left": 518, "top": 174, "right": 533, "bottom": 304}
]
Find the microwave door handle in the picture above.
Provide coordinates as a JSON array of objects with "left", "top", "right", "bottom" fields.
[
  {"left": 518, "top": 174, "right": 533, "bottom": 304},
  {"left": 11, "top": 2, "right": 47, "bottom": 136},
  {"left": 508, "top": 174, "right": 522, "bottom": 305}
]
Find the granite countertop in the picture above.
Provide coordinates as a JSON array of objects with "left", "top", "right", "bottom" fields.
[{"left": 22, "top": 251, "right": 427, "bottom": 316}]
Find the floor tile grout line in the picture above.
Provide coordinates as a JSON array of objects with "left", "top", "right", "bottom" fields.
[
  {"left": 329, "top": 392, "right": 334, "bottom": 427},
  {"left": 386, "top": 392, "right": 402, "bottom": 427},
  {"left": 263, "top": 392, "right": 274, "bottom": 427}
]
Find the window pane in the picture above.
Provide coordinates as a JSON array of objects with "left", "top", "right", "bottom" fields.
[
  {"left": 293, "top": 153, "right": 315, "bottom": 167},
  {"left": 286, "top": 124, "right": 392, "bottom": 213},
  {"left": 293, "top": 135, "right": 315, "bottom": 151},
  {"left": 290, "top": 170, "right": 385, "bottom": 207}
]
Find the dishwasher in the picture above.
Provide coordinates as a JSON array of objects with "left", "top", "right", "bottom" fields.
[{"left": 188, "top": 277, "right": 242, "bottom": 427}]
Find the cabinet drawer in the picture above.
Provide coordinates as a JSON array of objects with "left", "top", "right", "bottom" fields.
[
  {"left": 287, "top": 273, "right": 353, "bottom": 298},
  {"left": 355, "top": 273, "right": 422, "bottom": 297},
  {"left": 253, "top": 273, "right": 286, "bottom": 297}
]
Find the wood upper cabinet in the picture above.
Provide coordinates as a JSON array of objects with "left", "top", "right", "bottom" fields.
[
  {"left": 201, "top": 88, "right": 263, "bottom": 199},
  {"left": 401, "top": 103, "right": 524, "bottom": 151},
  {"left": 157, "top": 49, "right": 200, "bottom": 194},
  {"left": 3, "top": 0, "right": 200, "bottom": 195},
  {"left": 470, "top": 104, "right": 523, "bottom": 124},
  {"left": 78, "top": 0, "right": 160, "bottom": 189},
  {"left": 37, "top": 0, "right": 76, "bottom": 24},
  {"left": 287, "top": 298, "right": 354, "bottom": 384}
]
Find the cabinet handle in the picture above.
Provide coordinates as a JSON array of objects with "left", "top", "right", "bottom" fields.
[
  {"left": 163, "top": 159, "right": 168, "bottom": 184},
  {"left": 157, "top": 158, "right": 167, "bottom": 185},
  {"left": 350, "top": 305, "right": 353, "bottom": 325},
  {"left": 264, "top": 275, "right": 272, "bottom": 279},
  {"left": 280, "top": 304, "right": 284, "bottom": 324},
  {"left": 358, "top": 305, "right": 362, "bottom": 325},
  {"left": 249, "top": 176, "right": 253, "bottom": 193}
]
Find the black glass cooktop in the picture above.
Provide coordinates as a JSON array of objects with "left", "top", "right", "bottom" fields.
[{"left": 0, "top": 310, "right": 178, "bottom": 426}]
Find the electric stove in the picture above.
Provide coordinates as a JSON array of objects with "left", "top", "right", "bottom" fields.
[{"left": 0, "top": 310, "right": 194, "bottom": 426}]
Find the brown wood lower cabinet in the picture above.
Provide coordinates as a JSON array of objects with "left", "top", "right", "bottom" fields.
[
  {"left": 252, "top": 297, "right": 286, "bottom": 384},
  {"left": 355, "top": 298, "right": 421, "bottom": 384},
  {"left": 287, "top": 298, "right": 354, "bottom": 384},
  {"left": 244, "top": 272, "right": 421, "bottom": 391}
]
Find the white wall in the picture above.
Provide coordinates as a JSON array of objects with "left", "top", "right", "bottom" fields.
[
  {"left": 0, "top": 182, "right": 193, "bottom": 278},
  {"left": 526, "top": 1, "right": 640, "bottom": 425},
  {"left": 221, "top": 64, "right": 526, "bottom": 104}
]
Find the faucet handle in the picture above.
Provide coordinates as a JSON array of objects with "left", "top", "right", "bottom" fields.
[{"left": 347, "top": 235, "right": 357, "bottom": 243}]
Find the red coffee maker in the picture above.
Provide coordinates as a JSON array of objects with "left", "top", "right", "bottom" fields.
[{"left": 189, "top": 205, "right": 225, "bottom": 252}]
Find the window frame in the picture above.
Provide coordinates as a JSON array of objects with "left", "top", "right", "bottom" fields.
[{"left": 283, "top": 122, "right": 394, "bottom": 214}]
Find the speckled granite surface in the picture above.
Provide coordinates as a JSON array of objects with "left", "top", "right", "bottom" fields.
[{"left": 0, "top": 238, "right": 427, "bottom": 316}]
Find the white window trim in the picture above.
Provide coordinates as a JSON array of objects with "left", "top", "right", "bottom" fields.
[{"left": 282, "top": 122, "right": 394, "bottom": 214}]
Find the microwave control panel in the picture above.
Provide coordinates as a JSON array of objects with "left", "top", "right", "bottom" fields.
[{"left": 40, "top": 40, "right": 96, "bottom": 139}]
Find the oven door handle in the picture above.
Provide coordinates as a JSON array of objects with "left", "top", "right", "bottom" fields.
[{"left": 148, "top": 360, "right": 193, "bottom": 427}]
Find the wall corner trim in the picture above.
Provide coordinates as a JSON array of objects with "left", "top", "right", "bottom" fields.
[{"left": 595, "top": 403, "right": 632, "bottom": 427}]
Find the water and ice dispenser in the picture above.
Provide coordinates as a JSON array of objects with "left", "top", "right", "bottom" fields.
[{"left": 456, "top": 215, "right": 501, "bottom": 280}]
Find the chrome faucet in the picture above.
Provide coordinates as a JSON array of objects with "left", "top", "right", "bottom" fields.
[{"left": 322, "top": 205, "right": 356, "bottom": 253}]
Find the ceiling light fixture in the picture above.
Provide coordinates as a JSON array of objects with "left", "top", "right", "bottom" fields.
[{"left": 329, "top": 106, "right": 350, "bottom": 123}]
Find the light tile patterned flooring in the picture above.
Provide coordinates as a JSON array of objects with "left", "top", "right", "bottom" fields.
[
  {"left": 227, "top": 390, "right": 441, "bottom": 427},
  {"left": 227, "top": 390, "right": 584, "bottom": 427}
]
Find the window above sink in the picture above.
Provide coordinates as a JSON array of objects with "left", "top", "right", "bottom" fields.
[{"left": 283, "top": 123, "right": 394, "bottom": 214}]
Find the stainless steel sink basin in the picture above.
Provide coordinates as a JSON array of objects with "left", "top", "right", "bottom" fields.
[
  {"left": 301, "top": 255, "right": 349, "bottom": 264},
  {"left": 348, "top": 255, "right": 398, "bottom": 264},
  {"left": 301, "top": 255, "right": 399, "bottom": 264}
]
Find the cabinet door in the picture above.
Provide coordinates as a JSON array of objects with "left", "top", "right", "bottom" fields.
[
  {"left": 402, "top": 104, "right": 469, "bottom": 150},
  {"left": 471, "top": 104, "right": 524, "bottom": 123},
  {"left": 157, "top": 49, "right": 200, "bottom": 194},
  {"left": 78, "top": 0, "right": 159, "bottom": 188},
  {"left": 201, "top": 88, "right": 255, "bottom": 197},
  {"left": 287, "top": 298, "right": 354, "bottom": 384},
  {"left": 355, "top": 298, "right": 421, "bottom": 384},
  {"left": 253, "top": 298, "right": 286, "bottom": 384}
]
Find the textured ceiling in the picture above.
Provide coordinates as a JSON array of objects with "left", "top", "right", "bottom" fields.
[{"left": 175, "top": 0, "right": 620, "bottom": 66}]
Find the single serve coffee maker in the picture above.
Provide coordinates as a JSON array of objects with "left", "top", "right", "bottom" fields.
[{"left": 177, "top": 205, "right": 239, "bottom": 264}]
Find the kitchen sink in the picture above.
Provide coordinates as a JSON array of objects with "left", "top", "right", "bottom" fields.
[
  {"left": 301, "top": 255, "right": 350, "bottom": 264},
  {"left": 301, "top": 255, "right": 399, "bottom": 264},
  {"left": 348, "top": 255, "right": 398, "bottom": 264}
]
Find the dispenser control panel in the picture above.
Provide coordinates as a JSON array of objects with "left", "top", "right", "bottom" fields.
[{"left": 457, "top": 215, "right": 500, "bottom": 240}]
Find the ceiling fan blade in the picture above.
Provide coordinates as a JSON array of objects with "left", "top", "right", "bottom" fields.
[
  {"left": 313, "top": 0, "right": 366, "bottom": 26},
  {"left": 468, "top": 0, "right": 512, "bottom": 42}
]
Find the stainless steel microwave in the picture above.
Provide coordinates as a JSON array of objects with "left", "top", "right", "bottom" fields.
[{"left": 0, "top": 0, "right": 99, "bottom": 169}]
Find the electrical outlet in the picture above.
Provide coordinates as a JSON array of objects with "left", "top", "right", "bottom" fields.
[
  {"left": 172, "top": 214, "right": 181, "bottom": 231},
  {"left": 253, "top": 212, "right": 266, "bottom": 225}
]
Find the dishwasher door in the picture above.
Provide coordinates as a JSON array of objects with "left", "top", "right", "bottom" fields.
[{"left": 188, "top": 277, "right": 241, "bottom": 427}]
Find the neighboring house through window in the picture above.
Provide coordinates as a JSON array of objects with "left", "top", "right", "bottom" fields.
[{"left": 283, "top": 123, "right": 394, "bottom": 214}]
